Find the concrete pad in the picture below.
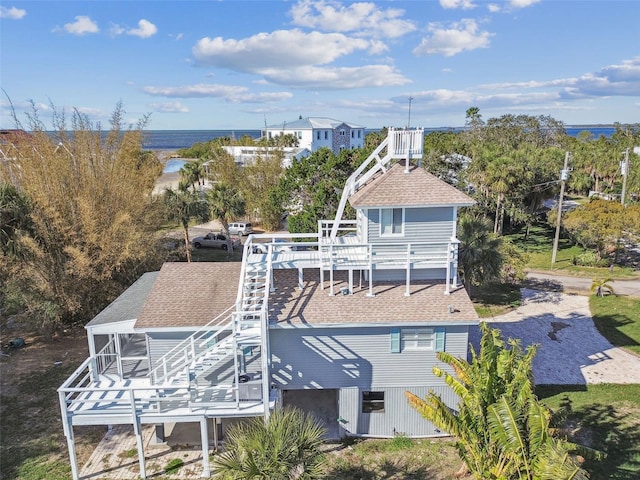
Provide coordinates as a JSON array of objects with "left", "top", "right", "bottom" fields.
[{"left": 469, "top": 289, "right": 640, "bottom": 385}]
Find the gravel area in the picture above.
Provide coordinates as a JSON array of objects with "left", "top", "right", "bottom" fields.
[{"left": 469, "top": 288, "right": 640, "bottom": 385}]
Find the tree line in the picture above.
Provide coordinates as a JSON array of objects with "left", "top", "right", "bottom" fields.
[{"left": 2, "top": 103, "right": 638, "bottom": 329}]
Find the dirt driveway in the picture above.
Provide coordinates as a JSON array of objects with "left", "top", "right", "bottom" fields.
[{"left": 469, "top": 288, "right": 640, "bottom": 385}]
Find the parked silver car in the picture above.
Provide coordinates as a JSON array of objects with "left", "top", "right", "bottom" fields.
[
  {"left": 192, "top": 232, "right": 241, "bottom": 250},
  {"left": 228, "top": 222, "right": 253, "bottom": 236}
]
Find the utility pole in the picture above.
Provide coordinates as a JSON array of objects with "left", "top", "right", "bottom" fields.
[
  {"left": 551, "top": 151, "right": 571, "bottom": 266},
  {"left": 407, "top": 96, "right": 413, "bottom": 128},
  {"left": 621, "top": 148, "right": 629, "bottom": 206}
]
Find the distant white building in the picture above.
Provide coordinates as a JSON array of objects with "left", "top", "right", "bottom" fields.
[
  {"left": 220, "top": 146, "right": 311, "bottom": 168},
  {"left": 263, "top": 117, "right": 366, "bottom": 155}
]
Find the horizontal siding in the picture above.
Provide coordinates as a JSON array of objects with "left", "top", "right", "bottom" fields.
[
  {"left": 147, "top": 330, "right": 234, "bottom": 383},
  {"left": 147, "top": 331, "right": 193, "bottom": 372},
  {"left": 270, "top": 325, "right": 468, "bottom": 390},
  {"left": 339, "top": 385, "right": 459, "bottom": 437},
  {"left": 367, "top": 207, "right": 453, "bottom": 244}
]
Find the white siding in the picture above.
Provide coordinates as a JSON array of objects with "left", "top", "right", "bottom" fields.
[
  {"left": 368, "top": 207, "right": 454, "bottom": 244},
  {"left": 338, "top": 385, "right": 458, "bottom": 437},
  {"left": 269, "top": 325, "right": 468, "bottom": 390}
]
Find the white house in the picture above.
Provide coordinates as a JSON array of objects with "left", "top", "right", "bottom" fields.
[
  {"left": 263, "top": 117, "right": 366, "bottom": 155},
  {"left": 58, "top": 128, "right": 478, "bottom": 479},
  {"left": 219, "top": 145, "right": 310, "bottom": 168}
]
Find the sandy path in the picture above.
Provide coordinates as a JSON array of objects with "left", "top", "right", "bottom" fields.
[{"left": 469, "top": 289, "right": 640, "bottom": 384}]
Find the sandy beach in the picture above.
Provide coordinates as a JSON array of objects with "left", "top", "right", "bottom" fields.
[{"left": 152, "top": 151, "right": 196, "bottom": 194}]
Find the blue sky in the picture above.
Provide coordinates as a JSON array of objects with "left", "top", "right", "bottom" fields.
[{"left": 1, "top": 0, "right": 639, "bottom": 130}]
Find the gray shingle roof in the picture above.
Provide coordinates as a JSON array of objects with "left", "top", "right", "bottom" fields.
[
  {"left": 129, "top": 263, "right": 477, "bottom": 329},
  {"left": 267, "top": 117, "right": 364, "bottom": 130},
  {"left": 86, "top": 272, "right": 159, "bottom": 328},
  {"left": 135, "top": 262, "right": 240, "bottom": 329},
  {"left": 349, "top": 163, "right": 475, "bottom": 208},
  {"left": 269, "top": 269, "right": 478, "bottom": 326}
]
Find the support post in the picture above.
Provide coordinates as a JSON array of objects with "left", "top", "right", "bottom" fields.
[
  {"left": 405, "top": 244, "right": 411, "bottom": 296},
  {"left": 130, "top": 390, "right": 146, "bottom": 479},
  {"left": 59, "top": 391, "right": 79, "bottom": 480},
  {"left": 200, "top": 417, "right": 210, "bottom": 477},
  {"left": 551, "top": 152, "right": 571, "bottom": 265}
]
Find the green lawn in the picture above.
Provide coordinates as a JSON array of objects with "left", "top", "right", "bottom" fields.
[
  {"left": 471, "top": 282, "right": 522, "bottom": 318},
  {"left": 505, "top": 224, "right": 639, "bottom": 279},
  {"left": 590, "top": 295, "right": 640, "bottom": 355},
  {"left": 537, "top": 384, "right": 640, "bottom": 480}
]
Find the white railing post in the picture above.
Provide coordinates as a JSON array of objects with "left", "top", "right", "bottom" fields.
[{"left": 405, "top": 243, "right": 411, "bottom": 296}]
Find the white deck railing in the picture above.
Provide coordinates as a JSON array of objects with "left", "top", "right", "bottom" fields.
[
  {"left": 149, "top": 306, "right": 235, "bottom": 385},
  {"left": 95, "top": 336, "right": 117, "bottom": 375}
]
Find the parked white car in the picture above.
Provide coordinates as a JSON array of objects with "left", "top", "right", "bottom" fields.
[
  {"left": 228, "top": 222, "right": 253, "bottom": 236},
  {"left": 192, "top": 232, "right": 241, "bottom": 250}
]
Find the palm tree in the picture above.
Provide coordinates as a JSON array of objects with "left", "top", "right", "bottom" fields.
[
  {"left": 590, "top": 277, "right": 614, "bottom": 297},
  {"left": 457, "top": 215, "right": 503, "bottom": 296},
  {"left": 406, "top": 323, "right": 588, "bottom": 480},
  {"left": 211, "top": 407, "right": 326, "bottom": 480},
  {"left": 179, "top": 159, "right": 207, "bottom": 193},
  {"left": 163, "top": 186, "right": 210, "bottom": 262},
  {"left": 207, "top": 182, "right": 245, "bottom": 254}
]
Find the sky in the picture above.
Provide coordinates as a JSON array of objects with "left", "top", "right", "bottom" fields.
[{"left": 1, "top": 0, "right": 639, "bottom": 131}]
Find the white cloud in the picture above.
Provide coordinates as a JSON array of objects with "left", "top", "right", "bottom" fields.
[
  {"left": 75, "top": 106, "right": 104, "bottom": 117},
  {"left": 489, "top": 0, "right": 540, "bottom": 13},
  {"left": 193, "top": 29, "right": 369, "bottom": 71},
  {"left": 289, "top": 0, "right": 416, "bottom": 38},
  {"left": 170, "top": 33, "right": 184, "bottom": 41},
  {"left": 62, "top": 16, "right": 99, "bottom": 36},
  {"left": 149, "top": 102, "right": 189, "bottom": 113},
  {"left": 109, "top": 23, "right": 125, "bottom": 36},
  {"left": 127, "top": 19, "right": 157, "bottom": 38},
  {"left": 231, "top": 92, "right": 294, "bottom": 103},
  {"left": 510, "top": 0, "right": 541, "bottom": 8},
  {"left": 413, "top": 19, "right": 492, "bottom": 57},
  {"left": 142, "top": 83, "right": 293, "bottom": 103},
  {"left": 191, "top": 29, "right": 408, "bottom": 89},
  {"left": 439, "top": 0, "right": 477, "bottom": 10},
  {"left": 480, "top": 57, "right": 640, "bottom": 98},
  {"left": 260, "top": 64, "right": 410, "bottom": 89},
  {"left": 0, "top": 6, "right": 26, "bottom": 19},
  {"left": 109, "top": 19, "right": 157, "bottom": 38},
  {"left": 143, "top": 84, "right": 247, "bottom": 98}
]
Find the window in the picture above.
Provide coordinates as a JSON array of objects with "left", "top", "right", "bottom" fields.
[
  {"left": 340, "top": 129, "right": 346, "bottom": 136},
  {"left": 324, "top": 131, "right": 328, "bottom": 140},
  {"left": 380, "top": 208, "right": 403, "bottom": 235},
  {"left": 358, "top": 130, "right": 361, "bottom": 138},
  {"left": 402, "top": 328, "right": 434, "bottom": 350},
  {"left": 297, "top": 131, "right": 302, "bottom": 139},
  {"left": 317, "top": 131, "right": 320, "bottom": 140},
  {"left": 362, "top": 391, "right": 384, "bottom": 413},
  {"left": 351, "top": 130, "right": 354, "bottom": 138}
]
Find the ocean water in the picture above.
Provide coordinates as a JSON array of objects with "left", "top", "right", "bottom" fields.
[
  {"left": 143, "top": 130, "right": 261, "bottom": 150},
  {"left": 163, "top": 159, "right": 187, "bottom": 173}
]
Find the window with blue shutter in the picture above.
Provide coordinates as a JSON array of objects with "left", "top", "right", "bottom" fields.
[
  {"left": 390, "top": 328, "right": 400, "bottom": 353},
  {"left": 435, "top": 327, "right": 446, "bottom": 352}
]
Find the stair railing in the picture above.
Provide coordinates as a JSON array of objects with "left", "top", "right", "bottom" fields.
[{"left": 149, "top": 305, "right": 235, "bottom": 385}]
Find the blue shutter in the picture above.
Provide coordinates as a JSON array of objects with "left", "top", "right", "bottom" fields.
[
  {"left": 435, "top": 327, "right": 446, "bottom": 352},
  {"left": 390, "top": 328, "right": 401, "bottom": 353}
]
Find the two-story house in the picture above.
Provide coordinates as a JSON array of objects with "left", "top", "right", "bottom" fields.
[
  {"left": 58, "top": 128, "right": 478, "bottom": 479},
  {"left": 263, "top": 117, "right": 365, "bottom": 155}
]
